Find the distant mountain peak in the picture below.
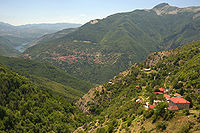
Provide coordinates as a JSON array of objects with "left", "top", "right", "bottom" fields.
[
  {"left": 152, "top": 3, "right": 179, "bottom": 15},
  {"left": 153, "top": 3, "right": 170, "bottom": 9},
  {"left": 152, "top": 3, "right": 200, "bottom": 16}
]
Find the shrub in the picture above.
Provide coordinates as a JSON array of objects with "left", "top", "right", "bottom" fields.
[
  {"left": 137, "top": 107, "right": 144, "bottom": 116},
  {"left": 180, "top": 124, "right": 190, "bottom": 133},
  {"left": 143, "top": 110, "right": 154, "bottom": 119},
  {"left": 155, "top": 102, "right": 167, "bottom": 116},
  {"left": 156, "top": 121, "right": 167, "bottom": 131},
  {"left": 163, "top": 111, "right": 175, "bottom": 121},
  {"left": 182, "top": 109, "right": 189, "bottom": 116},
  {"left": 96, "top": 127, "right": 106, "bottom": 133}
]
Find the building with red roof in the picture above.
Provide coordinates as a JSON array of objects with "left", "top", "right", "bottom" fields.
[
  {"left": 159, "top": 88, "right": 166, "bottom": 92},
  {"left": 174, "top": 93, "right": 182, "bottom": 97},
  {"left": 168, "top": 105, "right": 179, "bottom": 111},
  {"left": 154, "top": 92, "right": 163, "bottom": 95},
  {"left": 149, "top": 105, "right": 156, "bottom": 109},
  {"left": 163, "top": 94, "right": 170, "bottom": 100},
  {"left": 163, "top": 94, "right": 170, "bottom": 98},
  {"left": 169, "top": 97, "right": 190, "bottom": 110}
]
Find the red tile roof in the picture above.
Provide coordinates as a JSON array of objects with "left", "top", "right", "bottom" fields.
[
  {"left": 154, "top": 92, "right": 163, "bottom": 94},
  {"left": 163, "top": 94, "right": 170, "bottom": 98},
  {"left": 169, "top": 97, "right": 190, "bottom": 103},
  {"left": 159, "top": 88, "right": 166, "bottom": 91},
  {"left": 174, "top": 93, "right": 182, "bottom": 97},
  {"left": 149, "top": 105, "right": 156, "bottom": 109},
  {"left": 168, "top": 105, "right": 179, "bottom": 111}
]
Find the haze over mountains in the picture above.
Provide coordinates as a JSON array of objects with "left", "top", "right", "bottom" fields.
[
  {"left": 24, "top": 3, "right": 200, "bottom": 84},
  {"left": 0, "top": 22, "right": 81, "bottom": 53},
  {"left": 0, "top": 22, "right": 81, "bottom": 38},
  {"left": 0, "top": 36, "right": 20, "bottom": 56},
  {"left": 0, "top": 2, "right": 200, "bottom": 133},
  {"left": 25, "top": 28, "right": 77, "bottom": 49}
]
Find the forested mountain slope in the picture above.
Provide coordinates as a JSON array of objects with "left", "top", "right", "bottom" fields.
[
  {"left": 76, "top": 40, "right": 200, "bottom": 132},
  {"left": 0, "top": 65, "right": 90, "bottom": 132},
  {"left": 24, "top": 3, "right": 200, "bottom": 84},
  {"left": 0, "top": 56, "right": 93, "bottom": 101},
  {"left": 26, "top": 28, "right": 77, "bottom": 48},
  {"left": 0, "top": 36, "right": 19, "bottom": 56},
  {"left": 0, "top": 22, "right": 81, "bottom": 49}
]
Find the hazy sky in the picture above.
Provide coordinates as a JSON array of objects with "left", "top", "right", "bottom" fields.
[{"left": 1, "top": 0, "right": 200, "bottom": 25}]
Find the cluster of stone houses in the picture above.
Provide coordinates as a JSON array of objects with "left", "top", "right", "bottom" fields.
[{"left": 144, "top": 88, "right": 190, "bottom": 111}]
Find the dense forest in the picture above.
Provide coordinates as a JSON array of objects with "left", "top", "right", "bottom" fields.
[
  {"left": 0, "top": 56, "right": 94, "bottom": 101},
  {"left": 0, "top": 3, "right": 200, "bottom": 133},
  {"left": 0, "top": 65, "right": 90, "bottom": 132}
]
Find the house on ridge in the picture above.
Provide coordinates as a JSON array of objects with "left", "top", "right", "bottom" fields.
[
  {"left": 144, "top": 68, "right": 151, "bottom": 72},
  {"left": 163, "top": 94, "right": 170, "bottom": 100},
  {"left": 154, "top": 92, "right": 163, "bottom": 95},
  {"left": 159, "top": 88, "right": 166, "bottom": 92},
  {"left": 168, "top": 97, "right": 190, "bottom": 110},
  {"left": 159, "top": 88, "right": 168, "bottom": 93},
  {"left": 174, "top": 93, "right": 182, "bottom": 97},
  {"left": 168, "top": 105, "right": 179, "bottom": 111},
  {"left": 149, "top": 105, "right": 156, "bottom": 109}
]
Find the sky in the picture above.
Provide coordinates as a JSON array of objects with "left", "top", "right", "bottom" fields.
[{"left": 1, "top": 0, "right": 200, "bottom": 26}]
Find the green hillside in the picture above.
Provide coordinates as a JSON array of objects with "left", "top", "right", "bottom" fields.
[
  {"left": 0, "top": 22, "right": 81, "bottom": 48},
  {"left": 76, "top": 40, "right": 200, "bottom": 132},
  {"left": 0, "top": 65, "right": 90, "bottom": 132},
  {"left": 0, "top": 37, "right": 19, "bottom": 56},
  {"left": 23, "top": 3, "right": 200, "bottom": 84},
  {"left": 25, "top": 28, "right": 77, "bottom": 49},
  {"left": 0, "top": 56, "right": 93, "bottom": 101}
]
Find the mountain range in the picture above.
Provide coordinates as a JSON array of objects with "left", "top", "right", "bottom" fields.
[
  {"left": 0, "top": 36, "right": 20, "bottom": 56},
  {"left": 0, "top": 3, "right": 200, "bottom": 133},
  {"left": 0, "top": 22, "right": 81, "bottom": 50},
  {"left": 25, "top": 28, "right": 77, "bottom": 49},
  {"left": 23, "top": 3, "right": 200, "bottom": 84}
]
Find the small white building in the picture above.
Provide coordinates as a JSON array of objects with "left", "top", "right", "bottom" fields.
[
  {"left": 144, "top": 68, "right": 151, "bottom": 72},
  {"left": 108, "top": 81, "right": 112, "bottom": 84},
  {"left": 136, "top": 99, "right": 141, "bottom": 103},
  {"left": 144, "top": 102, "right": 149, "bottom": 108}
]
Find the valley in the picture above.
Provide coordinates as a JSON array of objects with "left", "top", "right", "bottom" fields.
[
  {"left": 23, "top": 3, "right": 200, "bottom": 84},
  {"left": 0, "top": 22, "right": 81, "bottom": 55},
  {"left": 0, "top": 2, "right": 200, "bottom": 133}
]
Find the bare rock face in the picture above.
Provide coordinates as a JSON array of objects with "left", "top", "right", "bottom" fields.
[
  {"left": 76, "top": 85, "right": 104, "bottom": 114},
  {"left": 152, "top": 3, "right": 178, "bottom": 15},
  {"left": 90, "top": 19, "right": 99, "bottom": 24},
  {"left": 153, "top": 3, "right": 170, "bottom": 9},
  {"left": 152, "top": 3, "right": 200, "bottom": 16},
  {"left": 75, "top": 68, "right": 131, "bottom": 114},
  {"left": 144, "top": 50, "right": 177, "bottom": 66}
]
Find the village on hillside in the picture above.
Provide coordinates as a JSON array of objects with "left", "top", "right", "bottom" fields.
[
  {"left": 135, "top": 86, "right": 190, "bottom": 111},
  {"left": 134, "top": 68, "right": 190, "bottom": 111}
]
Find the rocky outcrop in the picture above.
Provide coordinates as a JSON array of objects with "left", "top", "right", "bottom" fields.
[
  {"left": 152, "top": 3, "right": 200, "bottom": 16},
  {"left": 144, "top": 50, "right": 177, "bottom": 66},
  {"left": 76, "top": 85, "right": 104, "bottom": 114}
]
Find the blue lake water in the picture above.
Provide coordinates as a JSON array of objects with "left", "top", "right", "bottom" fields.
[{"left": 15, "top": 42, "right": 29, "bottom": 53}]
